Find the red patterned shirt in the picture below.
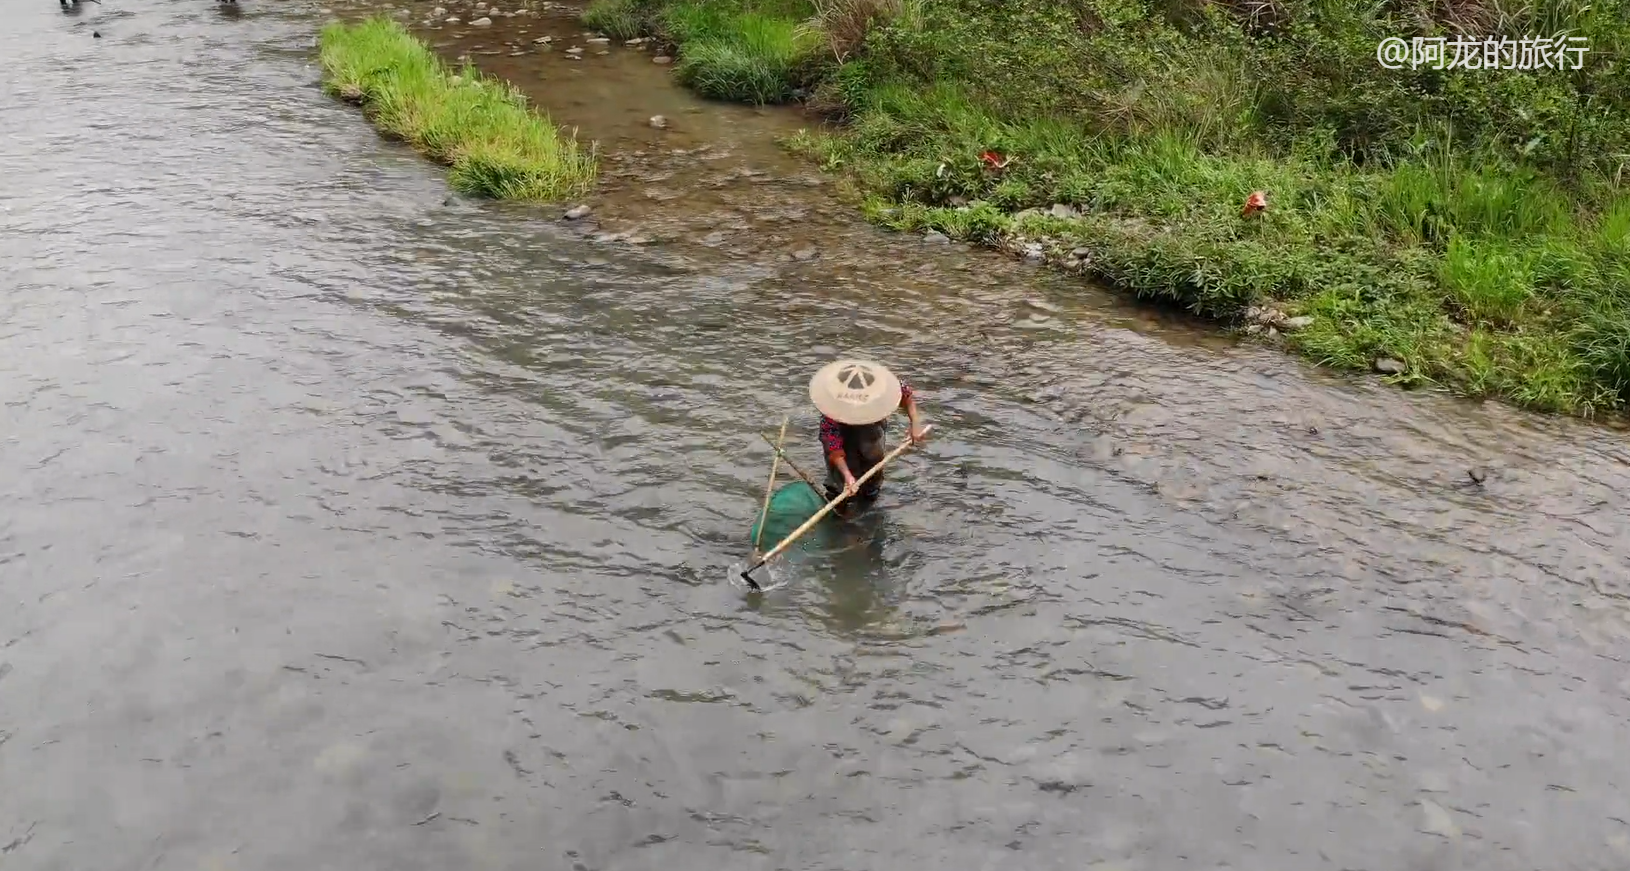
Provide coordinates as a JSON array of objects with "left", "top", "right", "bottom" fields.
[{"left": 820, "top": 380, "right": 914, "bottom": 458}]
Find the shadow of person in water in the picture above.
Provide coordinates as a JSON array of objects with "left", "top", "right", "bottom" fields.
[{"left": 808, "top": 505, "right": 908, "bottom": 633}]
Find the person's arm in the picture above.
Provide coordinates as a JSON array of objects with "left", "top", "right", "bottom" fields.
[
  {"left": 820, "top": 416, "right": 858, "bottom": 491},
  {"left": 899, "top": 380, "right": 927, "bottom": 442}
]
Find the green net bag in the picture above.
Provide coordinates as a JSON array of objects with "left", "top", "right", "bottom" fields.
[{"left": 750, "top": 481, "right": 828, "bottom": 548}]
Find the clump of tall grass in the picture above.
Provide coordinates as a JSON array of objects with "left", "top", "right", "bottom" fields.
[
  {"left": 581, "top": 0, "right": 650, "bottom": 40},
  {"left": 661, "top": 3, "right": 822, "bottom": 103},
  {"left": 318, "top": 17, "right": 596, "bottom": 201}
]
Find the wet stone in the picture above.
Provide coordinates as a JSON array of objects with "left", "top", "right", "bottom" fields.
[
  {"left": 648, "top": 115, "right": 668, "bottom": 129},
  {"left": 1373, "top": 357, "right": 1406, "bottom": 375},
  {"left": 653, "top": 55, "right": 672, "bottom": 64},
  {"left": 471, "top": 16, "right": 491, "bottom": 25},
  {"left": 791, "top": 247, "right": 817, "bottom": 261},
  {"left": 563, "top": 205, "right": 591, "bottom": 220},
  {"left": 533, "top": 35, "right": 551, "bottom": 43},
  {"left": 1281, "top": 315, "right": 1314, "bottom": 331},
  {"left": 923, "top": 231, "right": 950, "bottom": 244}
]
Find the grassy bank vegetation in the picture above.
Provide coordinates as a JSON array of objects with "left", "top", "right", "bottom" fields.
[
  {"left": 319, "top": 17, "right": 595, "bottom": 201},
  {"left": 581, "top": 0, "right": 1630, "bottom": 417}
]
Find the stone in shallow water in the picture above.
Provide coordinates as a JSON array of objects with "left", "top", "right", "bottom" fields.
[
  {"left": 471, "top": 16, "right": 491, "bottom": 25},
  {"left": 653, "top": 55, "right": 672, "bottom": 64},
  {"left": 564, "top": 205, "right": 592, "bottom": 220}
]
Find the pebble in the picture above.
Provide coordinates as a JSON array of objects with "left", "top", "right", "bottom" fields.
[
  {"left": 431, "top": 5, "right": 446, "bottom": 14},
  {"left": 1373, "top": 357, "right": 1406, "bottom": 375},
  {"left": 564, "top": 205, "right": 592, "bottom": 220},
  {"left": 1071, "top": 246, "right": 1091, "bottom": 258},
  {"left": 533, "top": 35, "right": 551, "bottom": 43},
  {"left": 565, "top": 46, "right": 583, "bottom": 54},
  {"left": 471, "top": 16, "right": 492, "bottom": 25},
  {"left": 597, "top": 50, "right": 610, "bottom": 55},
  {"left": 586, "top": 37, "right": 610, "bottom": 43},
  {"left": 792, "top": 246, "right": 817, "bottom": 261},
  {"left": 446, "top": 16, "right": 460, "bottom": 22},
  {"left": 653, "top": 55, "right": 672, "bottom": 64},
  {"left": 923, "top": 230, "right": 950, "bottom": 244},
  {"left": 624, "top": 38, "right": 644, "bottom": 46},
  {"left": 648, "top": 115, "right": 668, "bottom": 128}
]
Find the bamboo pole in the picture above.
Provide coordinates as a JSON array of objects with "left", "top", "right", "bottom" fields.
[
  {"left": 757, "top": 430, "right": 824, "bottom": 495},
  {"left": 752, "top": 416, "right": 790, "bottom": 553},
  {"left": 741, "top": 425, "right": 933, "bottom": 589}
]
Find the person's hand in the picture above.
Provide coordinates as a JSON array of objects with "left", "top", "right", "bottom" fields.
[
  {"left": 909, "top": 422, "right": 930, "bottom": 444},
  {"left": 841, "top": 476, "right": 859, "bottom": 498}
]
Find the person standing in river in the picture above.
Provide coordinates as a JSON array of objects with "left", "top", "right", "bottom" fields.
[{"left": 810, "top": 359, "right": 929, "bottom": 512}]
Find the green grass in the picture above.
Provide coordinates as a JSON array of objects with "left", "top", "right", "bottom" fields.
[
  {"left": 791, "top": 74, "right": 1630, "bottom": 415},
  {"left": 580, "top": 0, "right": 648, "bottom": 40},
  {"left": 318, "top": 17, "right": 596, "bottom": 201},
  {"left": 585, "top": 0, "right": 1630, "bottom": 417},
  {"left": 581, "top": 0, "right": 821, "bottom": 104}
]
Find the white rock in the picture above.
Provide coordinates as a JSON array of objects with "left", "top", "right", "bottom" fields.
[
  {"left": 1281, "top": 315, "right": 1314, "bottom": 331},
  {"left": 564, "top": 205, "right": 592, "bottom": 220},
  {"left": 431, "top": 5, "right": 446, "bottom": 15},
  {"left": 648, "top": 115, "right": 668, "bottom": 128},
  {"left": 446, "top": 16, "right": 460, "bottom": 22},
  {"left": 471, "top": 16, "right": 492, "bottom": 25}
]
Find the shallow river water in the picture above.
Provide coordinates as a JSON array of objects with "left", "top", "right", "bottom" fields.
[{"left": 6, "top": 2, "right": 1630, "bottom": 870}]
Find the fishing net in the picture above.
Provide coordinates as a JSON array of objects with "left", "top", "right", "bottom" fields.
[{"left": 750, "top": 481, "right": 827, "bottom": 548}]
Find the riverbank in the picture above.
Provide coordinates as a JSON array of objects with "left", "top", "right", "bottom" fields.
[
  {"left": 318, "top": 16, "right": 596, "bottom": 201},
  {"left": 578, "top": 0, "right": 1630, "bottom": 417}
]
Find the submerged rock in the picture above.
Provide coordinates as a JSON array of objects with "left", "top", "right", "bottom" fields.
[
  {"left": 653, "top": 55, "right": 673, "bottom": 64},
  {"left": 792, "top": 246, "right": 817, "bottom": 261},
  {"left": 1373, "top": 357, "right": 1406, "bottom": 375},
  {"left": 471, "top": 16, "right": 491, "bottom": 25},
  {"left": 648, "top": 115, "right": 668, "bottom": 128},
  {"left": 533, "top": 35, "right": 551, "bottom": 43},
  {"left": 564, "top": 205, "right": 592, "bottom": 220}
]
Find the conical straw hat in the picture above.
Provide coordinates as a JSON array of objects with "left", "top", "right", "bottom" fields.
[{"left": 809, "top": 359, "right": 902, "bottom": 425}]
